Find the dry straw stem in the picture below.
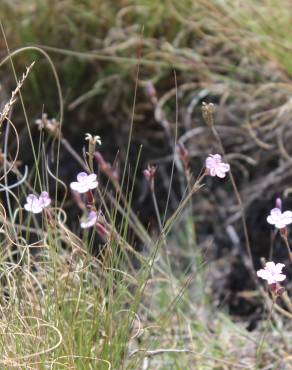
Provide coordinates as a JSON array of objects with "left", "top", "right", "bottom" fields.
[{"left": 0, "top": 61, "right": 34, "bottom": 126}]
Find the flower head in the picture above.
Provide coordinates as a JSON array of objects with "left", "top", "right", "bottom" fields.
[
  {"left": 267, "top": 208, "right": 292, "bottom": 229},
  {"left": 85, "top": 133, "right": 102, "bottom": 146},
  {"left": 205, "top": 154, "right": 230, "bottom": 178},
  {"left": 24, "top": 191, "right": 51, "bottom": 214},
  {"left": 70, "top": 172, "right": 98, "bottom": 194},
  {"left": 35, "top": 113, "right": 60, "bottom": 137},
  {"left": 257, "top": 261, "right": 286, "bottom": 285},
  {"left": 80, "top": 210, "right": 98, "bottom": 229}
]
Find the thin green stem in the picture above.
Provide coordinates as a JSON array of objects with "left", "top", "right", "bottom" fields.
[{"left": 256, "top": 300, "right": 275, "bottom": 367}]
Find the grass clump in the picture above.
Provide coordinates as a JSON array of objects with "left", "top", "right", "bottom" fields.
[
  {"left": 0, "top": 65, "right": 291, "bottom": 368},
  {"left": 0, "top": 1, "right": 292, "bottom": 369}
]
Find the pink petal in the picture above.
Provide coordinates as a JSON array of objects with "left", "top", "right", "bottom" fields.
[
  {"left": 39, "top": 192, "right": 51, "bottom": 208},
  {"left": 70, "top": 182, "right": 88, "bottom": 193},
  {"left": 274, "top": 221, "right": 287, "bottom": 229},
  {"left": 80, "top": 211, "right": 98, "bottom": 229},
  {"left": 40, "top": 191, "right": 49, "bottom": 198},
  {"left": 87, "top": 181, "right": 98, "bottom": 190},
  {"left": 24, "top": 194, "right": 44, "bottom": 213},
  {"left": 77, "top": 172, "right": 88, "bottom": 183},
  {"left": 219, "top": 163, "right": 230, "bottom": 173},
  {"left": 205, "top": 157, "right": 215, "bottom": 169},
  {"left": 274, "top": 263, "right": 285, "bottom": 274},
  {"left": 267, "top": 215, "right": 277, "bottom": 225},
  {"left": 215, "top": 167, "right": 227, "bottom": 178},
  {"left": 270, "top": 208, "right": 282, "bottom": 216},
  {"left": 257, "top": 269, "right": 271, "bottom": 281},
  {"left": 70, "top": 182, "right": 80, "bottom": 191},
  {"left": 87, "top": 174, "right": 97, "bottom": 183},
  {"left": 24, "top": 203, "right": 43, "bottom": 214},
  {"left": 209, "top": 167, "right": 217, "bottom": 176},
  {"left": 281, "top": 211, "right": 292, "bottom": 224},
  {"left": 265, "top": 261, "right": 276, "bottom": 271},
  {"left": 26, "top": 194, "right": 38, "bottom": 205},
  {"left": 275, "top": 273, "right": 286, "bottom": 282},
  {"left": 212, "top": 154, "right": 222, "bottom": 161},
  {"left": 266, "top": 276, "right": 277, "bottom": 285}
]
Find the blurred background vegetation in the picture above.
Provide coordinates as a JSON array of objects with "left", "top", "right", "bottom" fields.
[{"left": 1, "top": 0, "right": 292, "bottom": 318}]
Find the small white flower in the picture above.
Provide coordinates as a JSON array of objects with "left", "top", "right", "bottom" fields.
[
  {"left": 35, "top": 113, "right": 60, "bottom": 136},
  {"left": 267, "top": 208, "right": 292, "bottom": 229},
  {"left": 205, "top": 154, "right": 230, "bottom": 178},
  {"left": 80, "top": 210, "right": 98, "bottom": 229},
  {"left": 70, "top": 172, "right": 98, "bottom": 194},
  {"left": 257, "top": 261, "right": 286, "bottom": 285},
  {"left": 85, "top": 133, "right": 102, "bottom": 146},
  {"left": 24, "top": 191, "right": 51, "bottom": 214}
]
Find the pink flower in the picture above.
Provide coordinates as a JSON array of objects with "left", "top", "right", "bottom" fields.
[
  {"left": 205, "top": 154, "right": 230, "bottom": 178},
  {"left": 267, "top": 208, "right": 292, "bottom": 229},
  {"left": 70, "top": 172, "right": 98, "bottom": 194},
  {"left": 24, "top": 191, "right": 51, "bottom": 214},
  {"left": 80, "top": 210, "right": 98, "bottom": 229},
  {"left": 257, "top": 261, "right": 286, "bottom": 285}
]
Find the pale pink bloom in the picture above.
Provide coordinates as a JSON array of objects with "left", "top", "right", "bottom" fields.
[
  {"left": 205, "top": 154, "right": 230, "bottom": 178},
  {"left": 70, "top": 172, "right": 98, "bottom": 194},
  {"left": 24, "top": 191, "right": 51, "bottom": 214},
  {"left": 80, "top": 210, "right": 98, "bottom": 229},
  {"left": 267, "top": 208, "right": 292, "bottom": 229},
  {"left": 257, "top": 261, "right": 286, "bottom": 285}
]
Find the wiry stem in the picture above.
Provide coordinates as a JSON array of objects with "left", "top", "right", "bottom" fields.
[
  {"left": 202, "top": 103, "right": 255, "bottom": 274},
  {"left": 256, "top": 300, "right": 275, "bottom": 366},
  {"left": 281, "top": 235, "right": 292, "bottom": 263}
]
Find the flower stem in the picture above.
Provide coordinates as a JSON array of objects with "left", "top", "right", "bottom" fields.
[
  {"left": 281, "top": 236, "right": 292, "bottom": 264},
  {"left": 256, "top": 299, "right": 275, "bottom": 366}
]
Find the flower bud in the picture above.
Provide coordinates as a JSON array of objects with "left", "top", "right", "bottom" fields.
[
  {"left": 143, "top": 165, "right": 156, "bottom": 181},
  {"left": 275, "top": 197, "right": 282, "bottom": 211}
]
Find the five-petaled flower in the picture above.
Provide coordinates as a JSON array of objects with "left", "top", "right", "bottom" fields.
[
  {"left": 24, "top": 191, "right": 51, "bottom": 214},
  {"left": 80, "top": 210, "right": 98, "bottom": 229},
  {"left": 257, "top": 261, "right": 286, "bottom": 285},
  {"left": 205, "top": 154, "right": 230, "bottom": 178},
  {"left": 267, "top": 208, "right": 292, "bottom": 229},
  {"left": 70, "top": 172, "right": 98, "bottom": 194}
]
